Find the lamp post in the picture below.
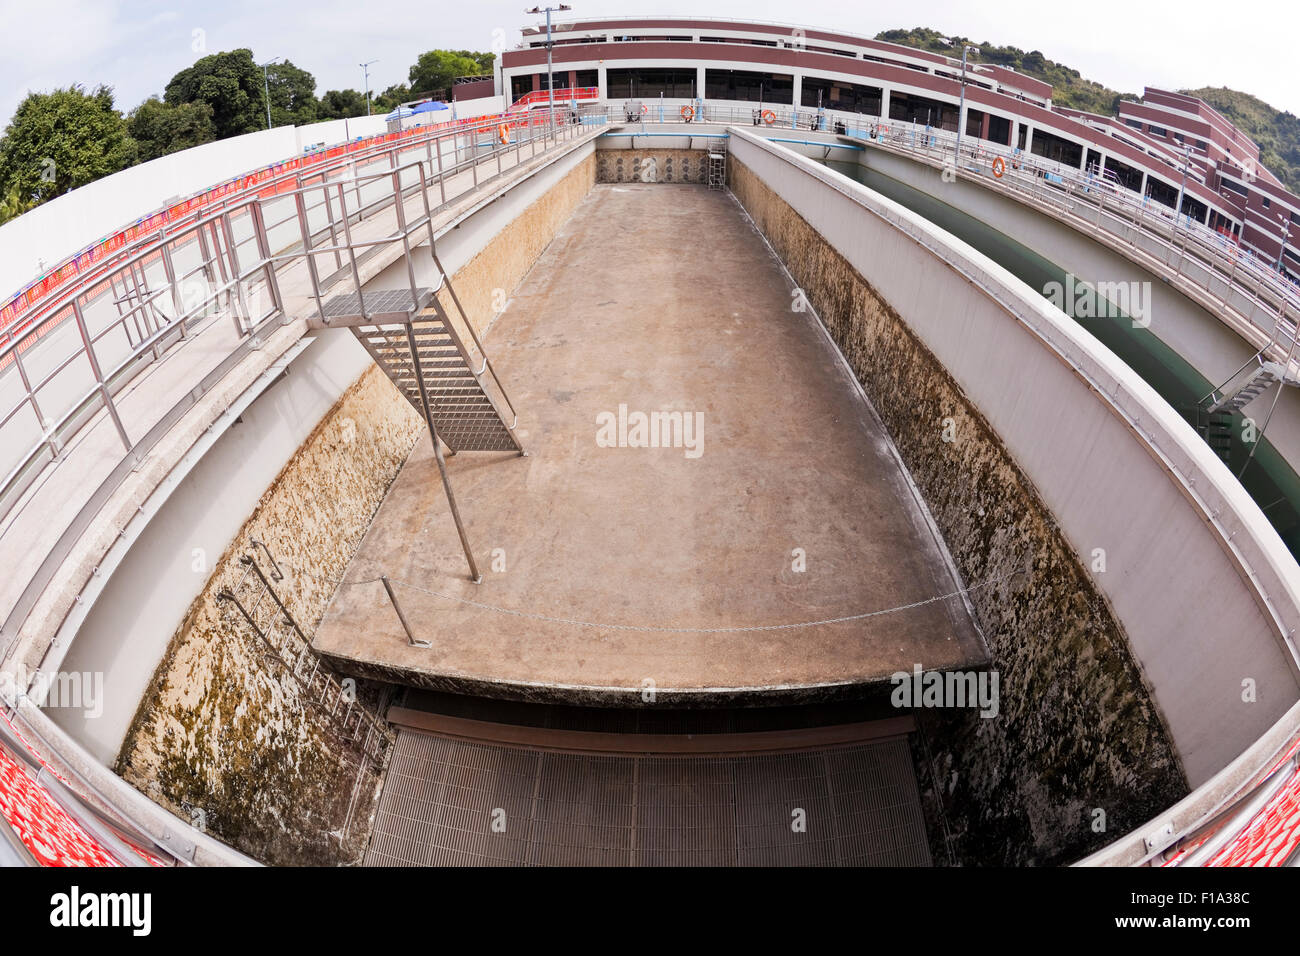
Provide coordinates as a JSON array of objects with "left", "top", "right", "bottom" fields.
[
  {"left": 360, "top": 59, "right": 379, "bottom": 116},
  {"left": 525, "top": 4, "right": 572, "bottom": 133},
  {"left": 1174, "top": 143, "right": 1192, "bottom": 228},
  {"left": 944, "top": 39, "right": 978, "bottom": 168},
  {"left": 259, "top": 56, "right": 283, "bottom": 130},
  {"left": 1278, "top": 213, "right": 1292, "bottom": 273}
]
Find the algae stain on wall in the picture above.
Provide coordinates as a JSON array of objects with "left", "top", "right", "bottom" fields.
[
  {"left": 116, "top": 366, "right": 423, "bottom": 866},
  {"left": 730, "top": 158, "right": 1187, "bottom": 866}
]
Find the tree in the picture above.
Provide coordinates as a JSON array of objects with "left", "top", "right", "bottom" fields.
[
  {"left": 409, "top": 50, "right": 483, "bottom": 97},
  {"left": 0, "top": 85, "right": 135, "bottom": 207},
  {"left": 164, "top": 49, "right": 265, "bottom": 137},
  {"left": 265, "top": 59, "right": 319, "bottom": 126},
  {"left": 317, "top": 89, "right": 369, "bottom": 120},
  {"left": 164, "top": 49, "right": 319, "bottom": 136},
  {"left": 128, "top": 97, "right": 217, "bottom": 163},
  {"left": 0, "top": 184, "right": 29, "bottom": 224},
  {"left": 451, "top": 50, "right": 496, "bottom": 75},
  {"left": 372, "top": 84, "right": 411, "bottom": 113}
]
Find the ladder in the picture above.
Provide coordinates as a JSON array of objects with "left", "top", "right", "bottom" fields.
[
  {"left": 217, "top": 553, "right": 394, "bottom": 771},
  {"left": 708, "top": 138, "right": 727, "bottom": 190}
]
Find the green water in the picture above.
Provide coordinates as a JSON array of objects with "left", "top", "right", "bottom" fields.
[{"left": 821, "top": 158, "right": 1300, "bottom": 558}]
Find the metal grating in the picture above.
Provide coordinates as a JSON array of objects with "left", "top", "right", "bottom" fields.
[
  {"left": 365, "top": 730, "right": 931, "bottom": 867},
  {"left": 351, "top": 314, "right": 520, "bottom": 453},
  {"left": 320, "top": 288, "right": 431, "bottom": 325}
]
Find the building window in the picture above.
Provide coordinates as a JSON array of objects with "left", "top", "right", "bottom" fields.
[
  {"left": 888, "top": 90, "right": 958, "bottom": 131},
  {"left": 1103, "top": 155, "right": 1143, "bottom": 191},
  {"left": 1148, "top": 125, "right": 1167, "bottom": 136},
  {"left": 800, "top": 76, "right": 881, "bottom": 114},
  {"left": 1263, "top": 197, "right": 1271, "bottom": 209},
  {"left": 607, "top": 68, "right": 697, "bottom": 99},
  {"left": 1030, "top": 128, "right": 1084, "bottom": 168},
  {"left": 1220, "top": 178, "right": 1248, "bottom": 196},
  {"left": 1145, "top": 175, "right": 1179, "bottom": 209},
  {"left": 704, "top": 69, "right": 794, "bottom": 104}
]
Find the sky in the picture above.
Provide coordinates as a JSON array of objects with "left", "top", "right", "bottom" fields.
[{"left": 1, "top": 0, "right": 1297, "bottom": 128}]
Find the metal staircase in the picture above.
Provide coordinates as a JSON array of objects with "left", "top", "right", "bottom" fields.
[
  {"left": 1207, "top": 361, "right": 1282, "bottom": 416},
  {"left": 347, "top": 305, "right": 521, "bottom": 453},
  {"left": 217, "top": 553, "right": 393, "bottom": 771}
]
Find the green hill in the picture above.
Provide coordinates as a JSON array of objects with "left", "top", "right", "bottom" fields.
[
  {"left": 1183, "top": 88, "right": 1300, "bottom": 190},
  {"left": 876, "top": 27, "right": 1300, "bottom": 190}
]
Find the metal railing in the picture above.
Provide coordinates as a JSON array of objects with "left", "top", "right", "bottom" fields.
[{"left": 0, "top": 109, "right": 590, "bottom": 644}]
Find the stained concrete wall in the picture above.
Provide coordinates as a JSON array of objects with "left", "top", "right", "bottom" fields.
[
  {"left": 596, "top": 149, "right": 709, "bottom": 184},
  {"left": 47, "top": 329, "right": 372, "bottom": 765},
  {"left": 728, "top": 129, "right": 1300, "bottom": 863}
]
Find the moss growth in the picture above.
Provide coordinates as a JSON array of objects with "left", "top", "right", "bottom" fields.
[{"left": 116, "top": 365, "right": 422, "bottom": 866}]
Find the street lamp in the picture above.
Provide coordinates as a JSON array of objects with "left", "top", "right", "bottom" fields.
[
  {"left": 360, "top": 59, "right": 379, "bottom": 116},
  {"left": 1278, "top": 213, "right": 1292, "bottom": 273},
  {"left": 1174, "top": 143, "right": 1192, "bottom": 227},
  {"left": 943, "top": 39, "right": 978, "bottom": 168},
  {"left": 525, "top": 4, "right": 572, "bottom": 132},
  {"left": 259, "top": 56, "right": 283, "bottom": 130}
]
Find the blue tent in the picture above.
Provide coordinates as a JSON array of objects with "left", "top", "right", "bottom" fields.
[
  {"left": 384, "top": 106, "right": 415, "bottom": 122},
  {"left": 411, "top": 101, "right": 449, "bottom": 114}
]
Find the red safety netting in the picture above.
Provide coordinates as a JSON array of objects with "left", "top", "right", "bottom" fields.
[{"left": 1, "top": 710, "right": 162, "bottom": 867}]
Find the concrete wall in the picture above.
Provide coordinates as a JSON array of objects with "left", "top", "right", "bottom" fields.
[
  {"left": 596, "top": 149, "right": 709, "bottom": 183},
  {"left": 728, "top": 128, "right": 1300, "bottom": 862},
  {"left": 46, "top": 329, "right": 372, "bottom": 764}
]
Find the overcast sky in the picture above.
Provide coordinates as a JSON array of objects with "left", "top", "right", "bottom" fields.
[{"left": 1, "top": 0, "right": 1296, "bottom": 128}]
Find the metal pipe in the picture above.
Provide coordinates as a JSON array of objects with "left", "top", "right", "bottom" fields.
[
  {"left": 405, "top": 323, "right": 481, "bottom": 583},
  {"left": 381, "top": 576, "right": 429, "bottom": 646}
]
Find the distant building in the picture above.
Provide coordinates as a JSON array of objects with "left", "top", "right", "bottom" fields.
[{"left": 500, "top": 16, "right": 1298, "bottom": 277}]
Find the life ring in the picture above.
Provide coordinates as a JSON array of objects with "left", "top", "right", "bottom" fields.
[
  {"left": 992, "top": 156, "right": 1005, "bottom": 179},
  {"left": 641, "top": 104, "right": 649, "bottom": 114},
  {"left": 498, "top": 124, "right": 509, "bottom": 144},
  {"left": 680, "top": 104, "right": 695, "bottom": 121},
  {"left": 761, "top": 109, "right": 776, "bottom": 126}
]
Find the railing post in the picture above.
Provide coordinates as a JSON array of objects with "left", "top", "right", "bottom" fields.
[
  {"left": 158, "top": 239, "right": 188, "bottom": 338},
  {"left": 249, "top": 202, "right": 285, "bottom": 323},
  {"left": 7, "top": 331, "right": 58, "bottom": 460},
  {"left": 294, "top": 185, "right": 326, "bottom": 324},
  {"left": 381, "top": 576, "right": 429, "bottom": 647},
  {"left": 219, "top": 212, "right": 252, "bottom": 336},
  {"left": 435, "top": 133, "right": 447, "bottom": 205},
  {"left": 72, "top": 298, "right": 133, "bottom": 454},
  {"left": 337, "top": 183, "right": 369, "bottom": 323}
]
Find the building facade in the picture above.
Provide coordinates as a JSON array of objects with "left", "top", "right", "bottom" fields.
[{"left": 499, "top": 16, "right": 1298, "bottom": 279}]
